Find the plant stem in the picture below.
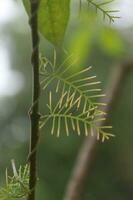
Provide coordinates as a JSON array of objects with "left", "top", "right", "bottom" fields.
[{"left": 28, "top": 1, "right": 40, "bottom": 200}]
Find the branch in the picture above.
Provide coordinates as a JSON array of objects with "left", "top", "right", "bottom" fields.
[
  {"left": 28, "top": 1, "right": 40, "bottom": 200},
  {"left": 63, "top": 59, "right": 133, "bottom": 200}
]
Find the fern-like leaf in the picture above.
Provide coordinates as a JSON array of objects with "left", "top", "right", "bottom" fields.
[
  {"left": 40, "top": 91, "right": 113, "bottom": 141},
  {"left": 87, "top": 0, "right": 120, "bottom": 23},
  {"left": 39, "top": 53, "right": 114, "bottom": 142},
  {"left": 0, "top": 160, "right": 29, "bottom": 200}
]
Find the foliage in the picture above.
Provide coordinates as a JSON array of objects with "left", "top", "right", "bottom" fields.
[
  {"left": 0, "top": 0, "right": 120, "bottom": 199},
  {"left": 67, "top": 15, "right": 123, "bottom": 69},
  {"left": 23, "top": 0, "right": 70, "bottom": 46},
  {"left": 0, "top": 161, "right": 29, "bottom": 200},
  {"left": 87, "top": 0, "right": 120, "bottom": 23},
  {"left": 99, "top": 27, "right": 124, "bottom": 56},
  {"left": 39, "top": 53, "right": 114, "bottom": 142},
  {"left": 22, "top": 0, "right": 119, "bottom": 47}
]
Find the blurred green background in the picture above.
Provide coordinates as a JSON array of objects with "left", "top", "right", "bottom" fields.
[{"left": 0, "top": 0, "right": 133, "bottom": 199}]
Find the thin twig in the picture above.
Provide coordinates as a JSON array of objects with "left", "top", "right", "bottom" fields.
[
  {"left": 63, "top": 59, "right": 133, "bottom": 200},
  {"left": 28, "top": 0, "right": 40, "bottom": 200}
]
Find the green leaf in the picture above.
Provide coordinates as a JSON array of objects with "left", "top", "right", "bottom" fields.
[
  {"left": 39, "top": 54, "right": 114, "bottom": 141},
  {"left": 66, "top": 13, "right": 96, "bottom": 71},
  {"left": 87, "top": 0, "right": 120, "bottom": 23},
  {"left": 23, "top": 0, "right": 70, "bottom": 46},
  {"left": 0, "top": 161, "right": 29, "bottom": 200},
  {"left": 99, "top": 27, "right": 124, "bottom": 56}
]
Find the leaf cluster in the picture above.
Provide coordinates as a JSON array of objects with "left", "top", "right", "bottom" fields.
[
  {"left": 0, "top": 161, "right": 29, "bottom": 200},
  {"left": 39, "top": 53, "right": 114, "bottom": 142},
  {"left": 22, "top": 0, "right": 119, "bottom": 46}
]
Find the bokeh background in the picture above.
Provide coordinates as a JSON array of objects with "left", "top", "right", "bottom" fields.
[{"left": 0, "top": 0, "right": 133, "bottom": 199}]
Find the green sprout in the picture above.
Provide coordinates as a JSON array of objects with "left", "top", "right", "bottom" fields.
[{"left": 0, "top": 160, "right": 29, "bottom": 200}]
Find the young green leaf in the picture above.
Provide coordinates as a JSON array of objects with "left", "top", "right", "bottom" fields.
[
  {"left": 22, "top": 0, "right": 70, "bottom": 46},
  {"left": 0, "top": 161, "right": 29, "bottom": 200},
  {"left": 39, "top": 54, "right": 114, "bottom": 141}
]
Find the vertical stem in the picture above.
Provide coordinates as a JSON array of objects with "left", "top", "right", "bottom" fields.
[{"left": 28, "top": 0, "right": 40, "bottom": 200}]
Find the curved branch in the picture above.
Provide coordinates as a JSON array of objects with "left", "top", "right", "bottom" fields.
[{"left": 63, "top": 59, "right": 133, "bottom": 200}]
